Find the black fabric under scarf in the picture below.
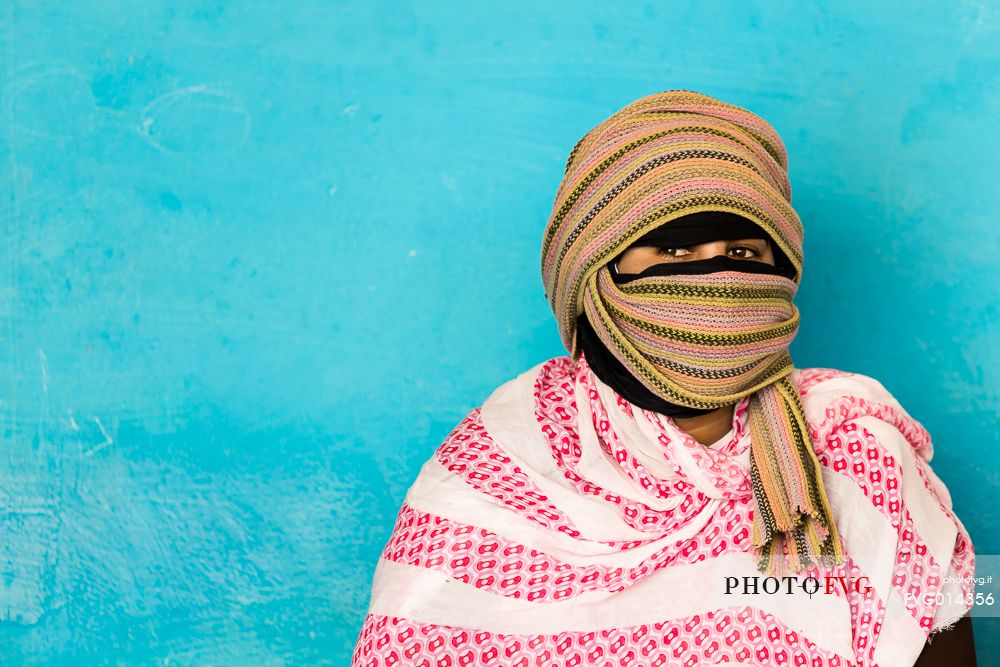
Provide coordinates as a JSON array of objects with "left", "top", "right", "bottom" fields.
[{"left": 577, "top": 211, "right": 797, "bottom": 418}]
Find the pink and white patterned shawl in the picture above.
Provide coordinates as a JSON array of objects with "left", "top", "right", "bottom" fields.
[{"left": 352, "top": 355, "right": 975, "bottom": 667}]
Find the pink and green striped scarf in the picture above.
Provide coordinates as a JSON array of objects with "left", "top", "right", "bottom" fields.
[{"left": 540, "top": 89, "right": 845, "bottom": 575}]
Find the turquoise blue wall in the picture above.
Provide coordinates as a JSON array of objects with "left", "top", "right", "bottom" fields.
[{"left": 2, "top": 2, "right": 997, "bottom": 664}]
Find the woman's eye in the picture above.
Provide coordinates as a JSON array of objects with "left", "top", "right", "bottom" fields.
[
  {"left": 656, "top": 247, "right": 691, "bottom": 257},
  {"left": 729, "top": 246, "right": 759, "bottom": 259}
]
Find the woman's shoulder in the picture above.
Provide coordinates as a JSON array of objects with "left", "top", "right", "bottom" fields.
[
  {"left": 476, "top": 355, "right": 579, "bottom": 415},
  {"left": 791, "top": 366, "right": 900, "bottom": 425},
  {"left": 792, "top": 366, "right": 900, "bottom": 407},
  {"left": 792, "top": 368, "right": 936, "bottom": 497},
  {"left": 433, "top": 356, "right": 576, "bottom": 453},
  {"left": 792, "top": 366, "right": 930, "bottom": 447}
]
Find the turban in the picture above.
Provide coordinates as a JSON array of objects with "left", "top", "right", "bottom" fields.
[{"left": 539, "top": 89, "right": 843, "bottom": 575}]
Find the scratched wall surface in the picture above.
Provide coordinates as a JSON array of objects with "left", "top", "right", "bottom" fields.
[{"left": 0, "top": 2, "right": 997, "bottom": 665}]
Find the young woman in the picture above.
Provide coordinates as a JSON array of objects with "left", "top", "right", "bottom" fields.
[{"left": 352, "top": 90, "right": 977, "bottom": 666}]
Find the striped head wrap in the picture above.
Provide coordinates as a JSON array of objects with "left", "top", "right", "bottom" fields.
[{"left": 540, "top": 89, "right": 844, "bottom": 575}]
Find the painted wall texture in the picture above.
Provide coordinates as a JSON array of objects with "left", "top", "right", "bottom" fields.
[{"left": 1, "top": 2, "right": 997, "bottom": 664}]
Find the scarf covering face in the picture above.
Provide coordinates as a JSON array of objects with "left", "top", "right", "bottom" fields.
[
  {"left": 578, "top": 210, "right": 798, "bottom": 419},
  {"left": 540, "top": 89, "right": 844, "bottom": 575}
]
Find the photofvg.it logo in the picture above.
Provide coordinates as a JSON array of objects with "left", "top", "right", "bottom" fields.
[{"left": 723, "top": 574, "right": 871, "bottom": 598}]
